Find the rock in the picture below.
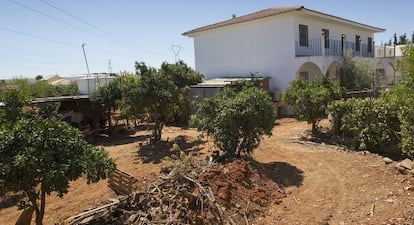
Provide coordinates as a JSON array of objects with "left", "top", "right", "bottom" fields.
[
  {"left": 404, "top": 186, "right": 412, "bottom": 191},
  {"left": 400, "top": 158, "right": 414, "bottom": 170},
  {"left": 395, "top": 163, "right": 408, "bottom": 174},
  {"left": 383, "top": 157, "right": 394, "bottom": 164}
]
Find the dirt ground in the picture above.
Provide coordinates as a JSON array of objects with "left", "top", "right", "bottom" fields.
[{"left": 1, "top": 118, "right": 414, "bottom": 225}]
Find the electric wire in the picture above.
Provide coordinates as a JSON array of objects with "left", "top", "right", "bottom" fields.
[
  {"left": 0, "top": 26, "right": 78, "bottom": 48},
  {"left": 7, "top": 0, "right": 130, "bottom": 47},
  {"left": 39, "top": 0, "right": 134, "bottom": 46}
]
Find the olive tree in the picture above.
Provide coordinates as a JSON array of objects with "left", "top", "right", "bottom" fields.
[
  {"left": 191, "top": 86, "right": 275, "bottom": 158},
  {"left": 0, "top": 92, "right": 116, "bottom": 225}
]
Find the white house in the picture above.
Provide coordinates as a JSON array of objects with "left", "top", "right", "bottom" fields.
[{"left": 183, "top": 6, "right": 385, "bottom": 98}]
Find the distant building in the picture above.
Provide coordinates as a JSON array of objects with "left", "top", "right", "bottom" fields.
[
  {"left": 41, "top": 75, "right": 74, "bottom": 86},
  {"left": 75, "top": 73, "right": 117, "bottom": 95},
  {"left": 375, "top": 44, "right": 405, "bottom": 86}
]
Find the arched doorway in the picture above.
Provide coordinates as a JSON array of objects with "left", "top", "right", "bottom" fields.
[
  {"left": 326, "top": 61, "right": 342, "bottom": 80},
  {"left": 296, "top": 62, "right": 323, "bottom": 80},
  {"left": 385, "top": 63, "right": 395, "bottom": 85}
]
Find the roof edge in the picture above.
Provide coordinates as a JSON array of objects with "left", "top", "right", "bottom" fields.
[
  {"left": 182, "top": 5, "right": 303, "bottom": 36},
  {"left": 182, "top": 5, "right": 385, "bottom": 36}
]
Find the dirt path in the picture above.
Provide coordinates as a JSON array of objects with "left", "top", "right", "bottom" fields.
[
  {"left": 1, "top": 119, "right": 414, "bottom": 224},
  {"left": 254, "top": 119, "right": 414, "bottom": 224}
]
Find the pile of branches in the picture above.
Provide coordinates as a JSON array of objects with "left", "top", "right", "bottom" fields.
[{"left": 66, "top": 153, "right": 284, "bottom": 225}]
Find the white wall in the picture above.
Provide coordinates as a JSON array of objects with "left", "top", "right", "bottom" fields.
[
  {"left": 76, "top": 76, "right": 117, "bottom": 95},
  {"left": 193, "top": 14, "right": 296, "bottom": 91},
  {"left": 191, "top": 12, "right": 379, "bottom": 92}
]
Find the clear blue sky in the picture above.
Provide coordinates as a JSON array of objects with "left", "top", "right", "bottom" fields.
[{"left": 0, "top": 0, "right": 412, "bottom": 79}]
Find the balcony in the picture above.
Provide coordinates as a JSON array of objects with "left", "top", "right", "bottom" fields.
[{"left": 295, "top": 39, "right": 375, "bottom": 58}]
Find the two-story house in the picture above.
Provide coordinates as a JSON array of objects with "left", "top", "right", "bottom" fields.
[{"left": 183, "top": 6, "right": 385, "bottom": 98}]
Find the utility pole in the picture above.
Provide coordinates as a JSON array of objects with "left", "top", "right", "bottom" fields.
[
  {"left": 108, "top": 60, "right": 112, "bottom": 73},
  {"left": 81, "top": 43, "right": 91, "bottom": 94},
  {"left": 170, "top": 44, "right": 182, "bottom": 62}
]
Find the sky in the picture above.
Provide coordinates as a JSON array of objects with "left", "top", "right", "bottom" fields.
[{"left": 0, "top": 0, "right": 413, "bottom": 79}]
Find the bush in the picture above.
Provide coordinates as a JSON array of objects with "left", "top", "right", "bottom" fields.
[
  {"left": 282, "top": 76, "right": 344, "bottom": 134},
  {"left": 328, "top": 98, "right": 400, "bottom": 152},
  {"left": 191, "top": 86, "right": 275, "bottom": 158}
]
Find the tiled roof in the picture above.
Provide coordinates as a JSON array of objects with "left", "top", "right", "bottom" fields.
[
  {"left": 182, "top": 5, "right": 384, "bottom": 36},
  {"left": 183, "top": 6, "right": 302, "bottom": 36}
]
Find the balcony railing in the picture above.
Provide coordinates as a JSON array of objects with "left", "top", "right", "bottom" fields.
[
  {"left": 295, "top": 39, "right": 322, "bottom": 56},
  {"left": 295, "top": 39, "right": 374, "bottom": 58}
]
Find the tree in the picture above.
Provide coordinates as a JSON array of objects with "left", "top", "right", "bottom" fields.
[
  {"left": 35, "top": 75, "right": 43, "bottom": 81},
  {"left": 159, "top": 61, "right": 203, "bottom": 124},
  {"left": 191, "top": 85, "right": 275, "bottom": 158},
  {"left": 282, "top": 76, "right": 344, "bottom": 134},
  {"left": 135, "top": 61, "right": 156, "bottom": 76},
  {"left": 399, "top": 33, "right": 408, "bottom": 45},
  {"left": 159, "top": 60, "right": 203, "bottom": 88},
  {"left": 385, "top": 45, "right": 414, "bottom": 156},
  {"left": 338, "top": 50, "right": 376, "bottom": 91},
  {"left": 1, "top": 78, "right": 78, "bottom": 98},
  {"left": 124, "top": 70, "right": 181, "bottom": 142},
  {"left": 0, "top": 94, "right": 116, "bottom": 225},
  {"left": 90, "top": 78, "right": 122, "bottom": 128}
]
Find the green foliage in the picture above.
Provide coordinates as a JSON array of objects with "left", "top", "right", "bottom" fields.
[
  {"left": 0, "top": 78, "right": 78, "bottom": 99},
  {"left": 135, "top": 61, "right": 156, "bottom": 76},
  {"left": 90, "top": 78, "right": 122, "bottom": 127},
  {"left": 159, "top": 61, "right": 203, "bottom": 125},
  {"left": 327, "top": 46, "right": 414, "bottom": 157},
  {"left": 0, "top": 94, "right": 116, "bottom": 225},
  {"left": 383, "top": 45, "right": 414, "bottom": 156},
  {"left": 282, "top": 76, "right": 344, "bottom": 133},
  {"left": 123, "top": 69, "right": 181, "bottom": 141},
  {"left": 338, "top": 51, "right": 378, "bottom": 91},
  {"left": 0, "top": 89, "right": 28, "bottom": 126},
  {"left": 328, "top": 98, "right": 400, "bottom": 151},
  {"left": 159, "top": 60, "right": 203, "bottom": 88},
  {"left": 191, "top": 86, "right": 275, "bottom": 157}
]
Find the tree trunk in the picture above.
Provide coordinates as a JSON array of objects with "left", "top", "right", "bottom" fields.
[
  {"left": 312, "top": 122, "right": 317, "bottom": 136},
  {"left": 35, "top": 190, "right": 46, "bottom": 225},
  {"left": 153, "top": 122, "right": 163, "bottom": 142}
]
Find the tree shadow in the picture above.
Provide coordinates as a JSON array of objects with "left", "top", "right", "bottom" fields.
[
  {"left": 137, "top": 135, "right": 206, "bottom": 164},
  {"left": 95, "top": 133, "right": 152, "bottom": 146},
  {"left": 242, "top": 157, "right": 304, "bottom": 188},
  {"left": 0, "top": 192, "right": 25, "bottom": 209}
]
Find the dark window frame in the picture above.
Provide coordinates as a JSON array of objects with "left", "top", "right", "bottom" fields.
[
  {"left": 355, "top": 35, "right": 361, "bottom": 51},
  {"left": 299, "top": 24, "right": 308, "bottom": 47},
  {"left": 322, "top": 29, "right": 330, "bottom": 49},
  {"left": 368, "top": 37, "right": 373, "bottom": 53}
]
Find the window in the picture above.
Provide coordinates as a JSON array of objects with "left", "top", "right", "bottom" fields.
[
  {"left": 299, "top": 71, "right": 309, "bottom": 80},
  {"left": 355, "top": 35, "right": 361, "bottom": 51},
  {"left": 299, "top": 24, "right": 308, "bottom": 47},
  {"left": 368, "top": 37, "right": 373, "bottom": 53},
  {"left": 322, "top": 29, "right": 329, "bottom": 48}
]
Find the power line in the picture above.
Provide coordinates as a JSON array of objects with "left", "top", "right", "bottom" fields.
[
  {"left": 0, "top": 26, "right": 77, "bottom": 48},
  {"left": 39, "top": 0, "right": 134, "bottom": 46},
  {"left": 7, "top": 0, "right": 129, "bottom": 47}
]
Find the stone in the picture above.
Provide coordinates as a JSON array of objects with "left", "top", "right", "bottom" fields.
[
  {"left": 383, "top": 157, "right": 394, "bottom": 164},
  {"left": 400, "top": 158, "right": 414, "bottom": 170},
  {"left": 395, "top": 163, "right": 408, "bottom": 174}
]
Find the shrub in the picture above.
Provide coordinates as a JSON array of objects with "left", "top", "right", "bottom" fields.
[
  {"left": 282, "top": 76, "right": 344, "bottom": 134},
  {"left": 191, "top": 86, "right": 275, "bottom": 158},
  {"left": 328, "top": 98, "right": 400, "bottom": 152}
]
